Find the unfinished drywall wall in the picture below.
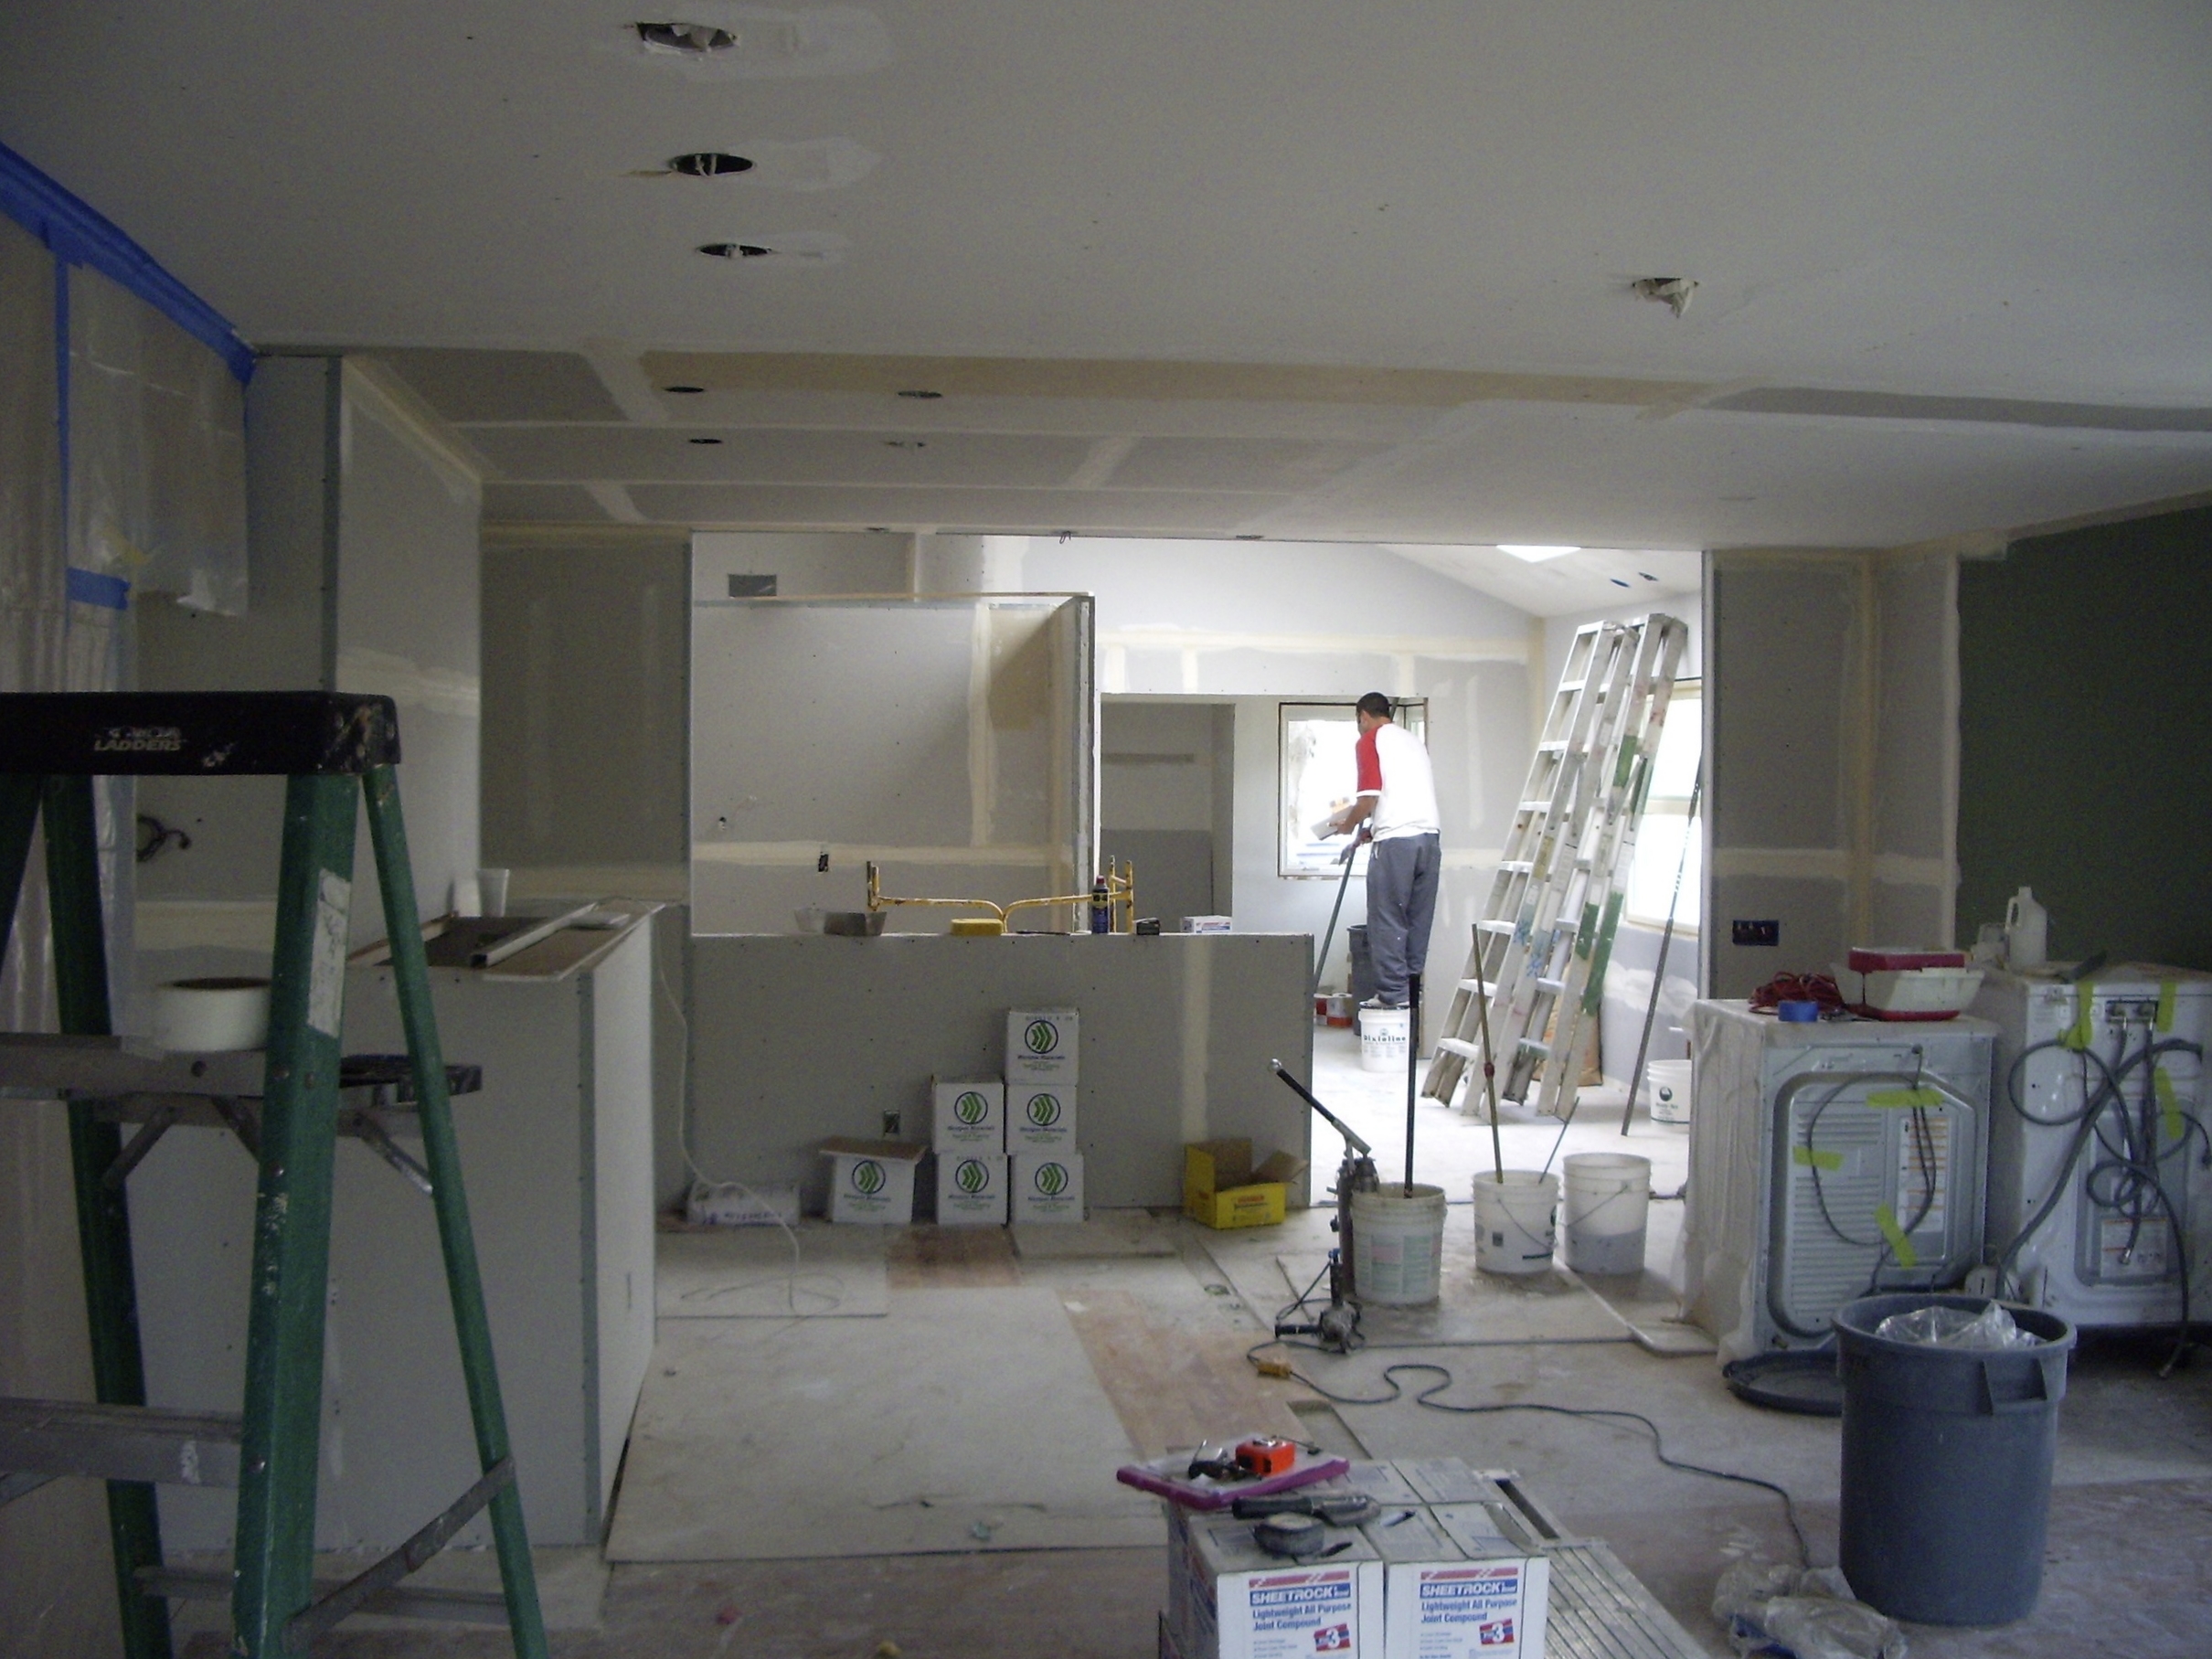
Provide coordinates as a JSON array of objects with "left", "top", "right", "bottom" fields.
[
  {"left": 690, "top": 529, "right": 909, "bottom": 600},
  {"left": 1959, "top": 505, "right": 2212, "bottom": 967},
  {"left": 1101, "top": 700, "right": 1220, "bottom": 926},
  {"left": 686, "top": 933, "right": 1312, "bottom": 1211},
  {"left": 138, "top": 357, "right": 484, "bottom": 966},
  {"left": 1024, "top": 538, "right": 1536, "bottom": 1004},
  {"left": 1707, "top": 549, "right": 1962, "bottom": 999},
  {"left": 689, "top": 594, "right": 1094, "bottom": 932}
]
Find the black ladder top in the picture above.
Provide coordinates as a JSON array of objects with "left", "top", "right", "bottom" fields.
[{"left": 0, "top": 692, "right": 399, "bottom": 776}]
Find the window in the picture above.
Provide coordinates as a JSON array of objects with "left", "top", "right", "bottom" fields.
[
  {"left": 1623, "top": 680, "right": 1700, "bottom": 931},
  {"left": 1278, "top": 699, "right": 1428, "bottom": 877}
]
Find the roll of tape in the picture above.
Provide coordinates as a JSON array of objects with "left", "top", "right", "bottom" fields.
[{"left": 152, "top": 977, "right": 271, "bottom": 1053}]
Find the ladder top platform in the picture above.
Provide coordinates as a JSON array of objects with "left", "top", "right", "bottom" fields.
[{"left": 0, "top": 692, "right": 399, "bottom": 776}]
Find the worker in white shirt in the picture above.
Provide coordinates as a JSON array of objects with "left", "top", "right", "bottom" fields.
[{"left": 1328, "top": 692, "right": 1441, "bottom": 1009}]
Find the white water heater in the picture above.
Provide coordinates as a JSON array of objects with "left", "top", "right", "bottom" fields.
[
  {"left": 1970, "top": 966, "right": 2211, "bottom": 1329},
  {"left": 1685, "top": 1002, "right": 1994, "bottom": 1356}
]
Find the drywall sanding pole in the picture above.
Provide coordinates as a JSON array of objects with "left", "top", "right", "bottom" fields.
[
  {"left": 1310, "top": 832, "right": 1363, "bottom": 1000},
  {"left": 1405, "top": 972, "right": 1420, "bottom": 1194},
  {"left": 1619, "top": 767, "right": 1700, "bottom": 1135}
]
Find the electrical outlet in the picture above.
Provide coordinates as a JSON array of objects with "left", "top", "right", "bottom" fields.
[
  {"left": 1732, "top": 919, "right": 1781, "bottom": 947},
  {"left": 881, "top": 1110, "right": 901, "bottom": 1137}
]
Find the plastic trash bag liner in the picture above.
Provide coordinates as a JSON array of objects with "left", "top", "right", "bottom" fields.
[
  {"left": 1873, "top": 1300, "right": 2042, "bottom": 1350},
  {"left": 1714, "top": 1560, "right": 1908, "bottom": 1659}
]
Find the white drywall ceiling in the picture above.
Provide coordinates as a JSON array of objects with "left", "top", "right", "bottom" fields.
[{"left": 5, "top": 1, "right": 2209, "bottom": 554}]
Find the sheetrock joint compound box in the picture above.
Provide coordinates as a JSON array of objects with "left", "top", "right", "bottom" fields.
[
  {"left": 1012, "top": 1152, "right": 1085, "bottom": 1223},
  {"left": 818, "top": 1138, "right": 927, "bottom": 1225},
  {"left": 1007, "top": 1081, "right": 1077, "bottom": 1153},
  {"left": 932, "top": 1076, "right": 1005, "bottom": 1154},
  {"left": 1008, "top": 1007, "right": 1079, "bottom": 1083},
  {"left": 1178, "top": 1509, "right": 1381, "bottom": 1659},
  {"left": 935, "top": 1152, "right": 1007, "bottom": 1226}
]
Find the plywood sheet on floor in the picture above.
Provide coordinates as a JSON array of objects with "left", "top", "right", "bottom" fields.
[
  {"left": 656, "top": 1225, "right": 889, "bottom": 1318},
  {"left": 606, "top": 1286, "right": 1159, "bottom": 1561}
]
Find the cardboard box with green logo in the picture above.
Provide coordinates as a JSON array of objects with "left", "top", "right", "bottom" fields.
[
  {"left": 1006, "top": 1007, "right": 1079, "bottom": 1084},
  {"left": 1184, "top": 1138, "right": 1307, "bottom": 1230},
  {"left": 1011, "top": 1151, "right": 1085, "bottom": 1223},
  {"left": 935, "top": 1152, "right": 1007, "bottom": 1226},
  {"left": 1006, "top": 1080, "right": 1077, "bottom": 1153},
  {"left": 931, "top": 1076, "right": 1005, "bottom": 1154},
  {"left": 818, "top": 1137, "right": 927, "bottom": 1225}
]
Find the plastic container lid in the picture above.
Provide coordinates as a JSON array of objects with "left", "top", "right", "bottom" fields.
[
  {"left": 1848, "top": 946, "right": 1969, "bottom": 972},
  {"left": 1776, "top": 999, "right": 1822, "bottom": 1023}
]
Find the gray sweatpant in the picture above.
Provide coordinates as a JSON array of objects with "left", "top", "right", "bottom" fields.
[{"left": 1365, "top": 832, "right": 1441, "bottom": 1005}]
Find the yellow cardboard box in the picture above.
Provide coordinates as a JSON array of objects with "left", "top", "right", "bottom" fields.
[{"left": 1183, "top": 1139, "right": 1307, "bottom": 1230}]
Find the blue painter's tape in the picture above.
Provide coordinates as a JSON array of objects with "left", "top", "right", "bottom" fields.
[
  {"left": 0, "top": 140, "right": 253, "bottom": 385},
  {"left": 66, "top": 567, "right": 131, "bottom": 610}
]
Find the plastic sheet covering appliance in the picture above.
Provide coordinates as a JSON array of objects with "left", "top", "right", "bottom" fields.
[
  {"left": 1683, "top": 1001, "right": 1994, "bottom": 1357},
  {"left": 1970, "top": 966, "right": 2211, "bottom": 1329}
]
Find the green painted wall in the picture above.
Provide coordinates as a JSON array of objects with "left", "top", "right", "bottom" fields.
[{"left": 1958, "top": 505, "right": 2212, "bottom": 969}]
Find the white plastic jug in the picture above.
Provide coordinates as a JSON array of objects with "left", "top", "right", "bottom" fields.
[{"left": 2004, "top": 887, "right": 2047, "bottom": 969}]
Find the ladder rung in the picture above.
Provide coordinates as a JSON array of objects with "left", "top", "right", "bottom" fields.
[
  {"left": 1499, "top": 860, "right": 1532, "bottom": 875},
  {"left": 0, "top": 1398, "right": 240, "bottom": 1489},
  {"left": 1436, "top": 1037, "right": 1484, "bottom": 1059},
  {"left": 1535, "top": 977, "right": 1565, "bottom": 994},
  {"left": 1477, "top": 920, "right": 1514, "bottom": 936},
  {"left": 138, "top": 1567, "right": 508, "bottom": 1626},
  {"left": 1516, "top": 1037, "right": 1552, "bottom": 1058}
]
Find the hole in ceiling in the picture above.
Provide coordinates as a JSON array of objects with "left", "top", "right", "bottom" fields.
[
  {"left": 1236, "top": 535, "right": 1263, "bottom": 541},
  {"left": 635, "top": 22, "right": 737, "bottom": 54},
  {"left": 882, "top": 440, "right": 927, "bottom": 449},
  {"left": 698, "top": 242, "right": 773, "bottom": 259},
  {"left": 897, "top": 389, "right": 942, "bottom": 399},
  {"left": 1611, "top": 578, "right": 1632, "bottom": 588},
  {"left": 670, "top": 152, "right": 754, "bottom": 177},
  {"left": 1641, "top": 572, "right": 1658, "bottom": 581},
  {"left": 688, "top": 437, "right": 725, "bottom": 445},
  {"left": 664, "top": 385, "right": 706, "bottom": 394}
]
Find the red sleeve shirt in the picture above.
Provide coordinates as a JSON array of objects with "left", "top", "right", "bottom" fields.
[{"left": 1355, "top": 725, "right": 1382, "bottom": 797}]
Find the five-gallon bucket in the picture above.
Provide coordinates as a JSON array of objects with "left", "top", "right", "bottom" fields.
[
  {"left": 1560, "top": 1153, "right": 1651, "bottom": 1275},
  {"left": 1473, "top": 1171, "right": 1558, "bottom": 1275},
  {"left": 1646, "top": 1058, "right": 1692, "bottom": 1125},
  {"left": 1834, "top": 1292, "right": 2075, "bottom": 1625},
  {"left": 1350, "top": 1184, "right": 1446, "bottom": 1305},
  {"left": 1358, "top": 1005, "right": 1410, "bottom": 1073}
]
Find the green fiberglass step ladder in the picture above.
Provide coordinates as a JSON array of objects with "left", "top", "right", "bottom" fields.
[
  {"left": 1421, "top": 615, "right": 1689, "bottom": 1120},
  {"left": 0, "top": 693, "right": 546, "bottom": 1659}
]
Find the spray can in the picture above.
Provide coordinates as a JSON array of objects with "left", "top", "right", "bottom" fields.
[{"left": 1090, "top": 877, "right": 1111, "bottom": 933}]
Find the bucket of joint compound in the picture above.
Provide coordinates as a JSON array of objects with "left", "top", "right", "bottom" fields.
[
  {"left": 1646, "top": 1058, "right": 1692, "bottom": 1126},
  {"left": 1358, "top": 1005, "right": 1409, "bottom": 1072},
  {"left": 1349, "top": 1183, "right": 1446, "bottom": 1305},
  {"left": 1473, "top": 1171, "right": 1558, "bottom": 1276},
  {"left": 1560, "top": 1153, "right": 1652, "bottom": 1276}
]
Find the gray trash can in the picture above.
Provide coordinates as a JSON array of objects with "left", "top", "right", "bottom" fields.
[{"left": 1834, "top": 1292, "right": 2075, "bottom": 1625}]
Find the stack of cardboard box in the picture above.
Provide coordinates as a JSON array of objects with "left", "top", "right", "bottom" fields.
[
  {"left": 922, "top": 1006, "right": 1086, "bottom": 1226},
  {"left": 1161, "top": 1458, "right": 1552, "bottom": 1659}
]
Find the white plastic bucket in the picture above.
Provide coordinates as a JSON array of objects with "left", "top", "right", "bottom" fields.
[
  {"left": 1473, "top": 1171, "right": 1558, "bottom": 1276},
  {"left": 151, "top": 977, "right": 271, "bottom": 1053},
  {"left": 1647, "top": 1058, "right": 1692, "bottom": 1126},
  {"left": 1358, "top": 1006, "right": 1409, "bottom": 1072},
  {"left": 1350, "top": 1183, "right": 1446, "bottom": 1305},
  {"left": 1560, "top": 1152, "right": 1652, "bottom": 1276}
]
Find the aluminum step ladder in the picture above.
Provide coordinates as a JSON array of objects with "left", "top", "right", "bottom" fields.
[
  {"left": 0, "top": 692, "right": 547, "bottom": 1659},
  {"left": 1423, "top": 616, "right": 1689, "bottom": 1119}
]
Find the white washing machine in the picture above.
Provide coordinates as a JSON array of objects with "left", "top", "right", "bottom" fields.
[
  {"left": 1685, "top": 1002, "right": 1994, "bottom": 1356},
  {"left": 1970, "top": 966, "right": 2212, "bottom": 1329}
]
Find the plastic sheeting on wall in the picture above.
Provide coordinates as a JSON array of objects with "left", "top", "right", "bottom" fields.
[{"left": 69, "top": 265, "right": 249, "bottom": 617}]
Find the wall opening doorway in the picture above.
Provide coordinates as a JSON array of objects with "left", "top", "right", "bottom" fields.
[{"left": 1098, "top": 699, "right": 1234, "bottom": 931}]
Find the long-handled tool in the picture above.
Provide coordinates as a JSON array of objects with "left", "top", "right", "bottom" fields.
[
  {"left": 1470, "top": 941, "right": 1506, "bottom": 1185},
  {"left": 1309, "top": 829, "right": 1367, "bottom": 1000},
  {"left": 1270, "top": 1060, "right": 1377, "bottom": 1350},
  {"left": 1619, "top": 767, "right": 1700, "bottom": 1134}
]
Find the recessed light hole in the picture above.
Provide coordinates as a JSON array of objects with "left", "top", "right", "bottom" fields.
[
  {"left": 698, "top": 242, "right": 773, "bottom": 259},
  {"left": 635, "top": 22, "right": 737, "bottom": 54},
  {"left": 882, "top": 440, "right": 928, "bottom": 449},
  {"left": 1611, "top": 578, "right": 1632, "bottom": 589},
  {"left": 1641, "top": 572, "right": 1658, "bottom": 581},
  {"left": 689, "top": 437, "right": 725, "bottom": 446},
  {"left": 896, "top": 388, "right": 942, "bottom": 399},
  {"left": 670, "top": 152, "right": 754, "bottom": 177},
  {"left": 664, "top": 385, "right": 706, "bottom": 395}
]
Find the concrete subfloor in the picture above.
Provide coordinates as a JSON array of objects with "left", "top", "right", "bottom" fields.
[{"left": 201, "top": 1028, "right": 2212, "bottom": 1657}]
